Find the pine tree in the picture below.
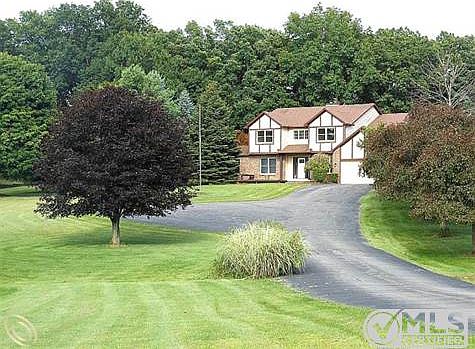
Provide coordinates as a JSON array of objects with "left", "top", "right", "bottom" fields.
[
  {"left": 192, "top": 82, "right": 240, "bottom": 184},
  {"left": 177, "top": 90, "right": 195, "bottom": 119}
]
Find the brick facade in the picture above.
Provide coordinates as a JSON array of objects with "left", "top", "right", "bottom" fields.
[
  {"left": 239, "top": 155, "right": 282, "bottom": 181},
  {"left": 331, "top": 148, "right": 341, "bottom": 176}
]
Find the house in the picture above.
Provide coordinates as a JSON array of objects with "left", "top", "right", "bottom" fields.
[{"left": 239, "top": 103, "right": 407, "bottom": 184}]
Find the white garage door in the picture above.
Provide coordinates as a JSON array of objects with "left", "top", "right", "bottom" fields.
[{"left": 340, "top": 161, "right": 374, "bottom": 184}]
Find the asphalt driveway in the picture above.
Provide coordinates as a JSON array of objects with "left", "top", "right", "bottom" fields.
[{"left": 133, "top": 184, "right": 475, "bottom": 326}]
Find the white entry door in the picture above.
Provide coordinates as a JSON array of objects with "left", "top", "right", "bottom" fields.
[{"left": 297, "top": 158, "right": 306, "bottom": 179}]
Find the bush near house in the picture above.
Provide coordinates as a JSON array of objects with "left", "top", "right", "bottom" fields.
[
  {"left": 325, "top": 173, "right": 339, "bottom": 183},
  {"left": 305, "top": 154, "right": 332, "bottom": 182},
  {"left": 213, "top": 221, "right": 309, "bottom": 278}
]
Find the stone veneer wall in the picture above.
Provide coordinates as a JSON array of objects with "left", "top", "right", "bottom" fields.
[
  {"left": 331, "top": 148, "right": 341, "bottom": 176},
  {"left": 239, "top": 156, "right": 282, "bottom": 181}
]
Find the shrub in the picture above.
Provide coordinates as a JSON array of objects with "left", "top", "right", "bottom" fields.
[
  {"left": 325, "top": 173, "right": 338, "bottom": 183},
  {"left": 213, "top": 221, "right": 310, "bottom": 278},
  {"left": 305, "top": 154, "right": 331, "bottom": 182}
]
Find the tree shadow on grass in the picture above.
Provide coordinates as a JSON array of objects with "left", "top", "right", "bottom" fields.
[
  {"left": 55, "top": 226, "right": 217, "bottom": 247},
  {"left": 0, "top": 183, "right": 23, "bottom": 189},
  {"left": 0, "top": 185, "right": 39, "bottom": 197}
]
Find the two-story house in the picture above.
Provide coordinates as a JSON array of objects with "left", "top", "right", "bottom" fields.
[{"left": 239, "top": 103, "right": 407, "bottom": 184}]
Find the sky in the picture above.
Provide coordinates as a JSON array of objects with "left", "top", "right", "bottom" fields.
[{"left": 2, "top": 0, "right": 474, "bottom": 38}]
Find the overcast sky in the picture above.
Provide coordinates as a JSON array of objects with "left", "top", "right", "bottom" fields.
[{"left": 2, "top": 0, "right": 474, "bottom": 37}]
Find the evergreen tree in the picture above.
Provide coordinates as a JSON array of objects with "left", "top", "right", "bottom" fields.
[
  {"left": 177, "top": 90, "right": 195, "bottom": 119},
  {"left": 192, "top": 82, "right": 239, "bottom": 184}
]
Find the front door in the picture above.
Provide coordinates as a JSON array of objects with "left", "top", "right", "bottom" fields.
[{"left": 297, "top": 157, "right": 306, "bottom": 179}]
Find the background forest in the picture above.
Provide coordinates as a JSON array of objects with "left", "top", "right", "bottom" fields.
[
  {"left": 2, "top": 0, "right": 474, "bottom": 127},
  {"left": 1, "top": 0, "right": 474, "bottom": 183}
]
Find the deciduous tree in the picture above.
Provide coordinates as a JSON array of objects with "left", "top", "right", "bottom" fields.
[
  {"left": 363, "top": 103, "right": 475, "bottom": 253},
  {"left": 414, "top": 51, "right": 475, "bottom": 111},
  {"left": 0, "top": 53, "right": 56, "bottom": 180},
  {"left": 116, "top": 64, "right": 180, "bottom": 117},
  {"left": 283, "top": 5, "right": 365, "bottom": 106},
  {"left": 34, "top": 87, "right": 193, "bottom": 246},
  {"left": 2, "top": 0, "right": 151, "bottom": 101}
]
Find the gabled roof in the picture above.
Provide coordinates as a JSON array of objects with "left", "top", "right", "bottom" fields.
[
  {"left": 333, "top": 112, "right": 408, "bottom": 151},
  {"left": 244, "top": 103, "right": 379, "bottom": 129},
  {"left": 268, "top": 107, "right": 324, "bottom": 127},
  {"left": 243, "top": 111, "right": 279, "bottom": 129},
  {"left": 323, "top": 103, "right": 377, "bottom": 125},
  {"left": 369, "top": 113, "right": 408, "bottom": 127}
]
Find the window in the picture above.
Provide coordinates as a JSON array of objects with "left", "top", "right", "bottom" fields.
[
  {"left": 260, "top": 158, "right": 277, "bottom": 174},
  {"left": 317, "top": 127, "right": 336, "bottom": 142},
  {"left": 256, "top": 130, "right": 273, "bottom": 144},
  {"left": 293, "top": 129, "right": 309, "bottom": 140}
]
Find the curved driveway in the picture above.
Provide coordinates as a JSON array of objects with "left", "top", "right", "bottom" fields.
[{"left": 133, "top": 185, "right": 475, "bottom": 326}]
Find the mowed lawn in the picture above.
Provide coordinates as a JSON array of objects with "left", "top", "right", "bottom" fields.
[
  {"left": 360, "top": 191, "right": 475, "bottom": 284},
  {"left": 0, "top": 185, "right": 371, "bottom": 348},
  {"left": 193, "top": 182, "right": 306, "bottom": 204}
]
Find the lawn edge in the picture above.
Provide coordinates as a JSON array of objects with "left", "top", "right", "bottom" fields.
[{"left": 359, "top": 191, "right": 475, "bottom": 285}]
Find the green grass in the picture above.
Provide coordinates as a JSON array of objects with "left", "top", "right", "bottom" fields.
[
  {"left": 360, "top": 191, "right": 475, "bottom": 284},
  {"left": 0, "top": 182, "right": 305, "bottom": 204},
  {"left": 0, "top": 185, "right": 373, "bottom": 348},
  {"left": 193, "top": 183, "right": 306, "bottom": 204}
]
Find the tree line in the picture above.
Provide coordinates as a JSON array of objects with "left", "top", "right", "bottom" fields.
[
  {"left": 1, "top": 0, "right": 474, "bottom": 183},
  {"left": 2, "top": 1, "right": 474, "bottom": 126}
]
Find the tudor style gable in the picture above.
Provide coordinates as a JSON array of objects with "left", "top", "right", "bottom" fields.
[
  {"left": 247, "top": 113, "right": 281, "bottom": 154},
  {"left": 307, "top": 111, "right": 345, "bottom": 152}
]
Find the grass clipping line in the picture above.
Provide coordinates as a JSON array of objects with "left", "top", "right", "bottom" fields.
[{"left": 213, "top": 221, "right": 310, "bottom": 279}]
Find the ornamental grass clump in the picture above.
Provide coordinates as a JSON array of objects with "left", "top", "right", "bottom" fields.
[{"left": 213, "top": 221, "right": 310, "bottom": 278}]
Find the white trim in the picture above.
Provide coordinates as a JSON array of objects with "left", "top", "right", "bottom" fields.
[
  {"left": 260, "top": 157, "right": 277, "bottom": 175},
  {"left": 316, "top": 127, "right": 336, "bottom": 142},
  {"left": 256, "top": 129, "right": 274, "bottom": 145},
  {"left": 293, "top": 129, "right": 309, "bottom": 140}
]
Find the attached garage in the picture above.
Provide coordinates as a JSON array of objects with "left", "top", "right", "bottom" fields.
[
  {"left": 337, "top": 130, "right": 374, "bottom": 185},
  {"left": 340, "top": 160, "right": 373, "bottom": 184}
]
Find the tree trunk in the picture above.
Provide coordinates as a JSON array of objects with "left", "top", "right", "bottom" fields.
[
  {"left": 472, "top": 223, "right": 475, "bottom": 256},
  {"left": 111, "top": 214, "right": 121, "bottom": 246},
  {"left": 439, "top": 221, "right": 450, "bottom": 237}
]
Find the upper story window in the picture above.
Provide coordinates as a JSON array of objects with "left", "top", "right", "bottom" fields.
[
  {"left": 293, "top": 129, "right": 308, "bottom": 140},
  {"left": 256, "top": 130, "right": 273, "bottom": 144},
  {"left": 317, "top": 127, "right": 336, "bottom": 142}
]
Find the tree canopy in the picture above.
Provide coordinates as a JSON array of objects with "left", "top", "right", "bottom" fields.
[
  {"left": 116, "top": 64, "right": 181, "bottom": 116},
  {"left": 1, "top": 1, "right": 474, "bottom": 188},
  {"left": 34, "top": 86, "right": 193, "bottom": 246},
  {"left": 1, "top": 0, "right": 151, "bottom": 101},
  {"left": 2, "top": 2, "right": 473, "bottom": 129},
  {"left": 0, "top": 52, "right": 56, "bottom": 181},
  {"left": 362, "top": 103, "right": 475, "bottom": 252}
]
